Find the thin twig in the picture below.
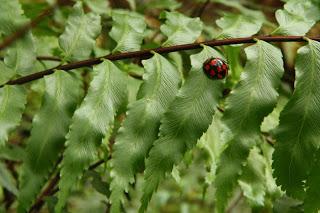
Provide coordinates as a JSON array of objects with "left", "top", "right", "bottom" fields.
[
  {"left": 0, "top": 6, "right": 55, "bottom": 51},
  {"left": 0, "top": 35, "right": 317, "bottom": 88},
  {"left": 29, "top": 159, "right": 105, "bottom": 212}
]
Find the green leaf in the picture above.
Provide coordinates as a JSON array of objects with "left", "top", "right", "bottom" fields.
[
  {"left": 17, "top": 71, "right": 82, "bottom": 213},
  {"left": 304, "top": 150, "right": 320, "bottom": 213},
  {"left": 144, "top": 0, "right": 181, "bottom": 10},
  {"left": 4, "top": 35, "right": 37, "bottom": 75},
  {"left": 0, "top": 0, "right": 36, "bottom": 76},
  {"left": 272, "top": 0, "right": 320, "bottom": 35},
  {"left": 0, "top": 162, "right": 18, "bottom": 196},
  {"left": 139, "top": 46, "right": 224, "bottom": 212},
  {"left": 215, "top": 40, "right": 284, "bottom": 212},
  {"left": 55, "top": 60, "right": 128, "bottom": 212},
  {"left": 18, "top": 71, "right": 81, "bottom": 212},
  {"left": 0, "top": 61, "right": 15, "bottom": 85},
  {"left": 197, "top": 112, "right": 231, "bottom": 185},
  {"left": 109, "top": 10, "right": 146, "bottom": 53},
  {"left": 238, "top": 147, "right": 266, "bottom": 207},
  {"left": 110, "top": 53, "right": 181, "bottom": 213},
  {"left": 160, "top": 11, "right": 203, "bottom": 46},
  {"left": 273, "top": 39, "right": 320, "bottom": 199},
  {"left": 260, "top": 142, "right": 282, "bottom": 202},
  {"left": 216, "top": 13, "right": 263, "bottom": 39},
  {"left": 0, "top": 0, "right": 28, "bottom": 34},
  {"left": 59, "top": 2, "right": 101, "bottom": 61},
  {"left": 224, "top": 46, "right": 243, "bottom": 85},
  {"left": 0, "top": 85, "right": 27, "bottom": 146},
  {"left": 83, "top": 0, "right": 110, "bottom": 15},
  {"left": 0, "top": 144, "right": 25, "bottom": 161}
]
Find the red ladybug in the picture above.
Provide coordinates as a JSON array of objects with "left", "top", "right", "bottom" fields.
[{"left": 202, "top": 58, "right": 228, "bottom": 80}]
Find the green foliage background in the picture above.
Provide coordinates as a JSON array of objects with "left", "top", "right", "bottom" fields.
[{"left": 0, "top": 0, "right": 320, "bottom": 212}]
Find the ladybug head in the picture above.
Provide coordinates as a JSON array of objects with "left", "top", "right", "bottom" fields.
[{"left": 202, "top": 57, "right": 228, "bottom": 80}]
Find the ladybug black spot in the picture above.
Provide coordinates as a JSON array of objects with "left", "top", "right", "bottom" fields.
[{"left": 202, "top": 57, "right": 229, "bottom": 80}]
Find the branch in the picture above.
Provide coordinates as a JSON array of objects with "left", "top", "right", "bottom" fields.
[
  {"left": 29, "top": 159, "right": 105, "bottom": 213},
  {"left": 0, "top": 6, "right": 55, "bottom": 51},
  {"left": 1, "top": 35, "right": 318, "bottom": 88}
]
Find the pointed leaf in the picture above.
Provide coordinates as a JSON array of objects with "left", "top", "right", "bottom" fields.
[
  {"left": 273, "top": 39, "right": 320, "bottom": 199},
  {"left": 109, "top": 10, "right": 146, "bottom": 52},
  {"left": 139, "top": 46, "right": 224, "bottom": 212},
  {"left": 110, "top": 53, "right": 181, "bottom": 213},
  {"left": 18, "top": 71, "right": 82, "bottom": 213},
  {"left": 0, "top": 85, "right": 27, "bottom": 146},
  {"left": 160, "top": 11, "right": 203, "bottom": 46},
  {"left": 215, "top": 40, "right": 284, "bottom": 212},
  {"left": 59, "top": 2, "right": 101, "bottom": 61},
  {"left": 55, "top": 60, "right": 127, "bottom": 212}
]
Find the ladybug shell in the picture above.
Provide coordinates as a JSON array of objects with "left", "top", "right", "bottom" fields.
[{"left": 202, "top": 58, "right": 228, "bottom": 80}]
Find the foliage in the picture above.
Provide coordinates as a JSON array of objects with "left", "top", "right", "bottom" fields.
[{"left": 0, "top": 0, "right": 320, "bottom": 212}]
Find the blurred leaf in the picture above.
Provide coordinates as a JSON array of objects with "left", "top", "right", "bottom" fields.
[
  {"left": 109, "top": 10, "right": 146, "bottom": 52},
  {"left": 140, "top": 46, "right": 224, "bottom": 212},
  {"left": 160, "top": 11, "right": 203, "bottom": 46},
  {"left": 144, "top": 0, "right": 181, "bottom": 10},
  {"left": 0, "top": 144, "right": 25, "bottom": 161},
  {"left": 56, "top": 60, "right": 127, "bottom": 212},
  {"left": 215, "top": 40, "right": 284, "bottom": 213},
  {"left": 18, "top": 71, "right": 82, "bottom": 213},
  {"left": 85, "top": 171, "right": 110, "bottom": 197},
  {"left": 261, "top": 96, "right": 288, "bottom": 133},
  {"left": 273, "top": 40, "right": 320, "bottom": 199},
  {"left": 0, "top": 0, "right": 28, "bottom": 34},
  {"left": 110, "top": 53, "right": 181, "bottom": 213},
  {"left": 83, "top": 0, "right": 109, "bottom": 15},
  {"left": 272, "top": 0, "right": 320, "bottom": 35},
  {"left": 198, "top": 112, "right": 230, "bottom": 185},
  {"left": 0, "top": 162, "right": 18, "bottom": 196},
  {"left": 0, "top": 0, "right": 36, "bottom": 76},
  {"left": 260, "top": 142, "right": 282, "bottom": 202},
  {"left": 0, "top": 86, "right": 26, "bottom": 147},
  {"left": 0, "top": 61, "right": 15, "bottom": 85},
  {"left": 239, "top": 147, "right": 266, "bottom": 207},
  {"left": 224, "top": 46, "right": 243, "bottom": 86},
  {"left": 216, "top": 13, "right": 263, "bottom": 38},
  {"left": 59, "top": 2, "right": 101, "bottom": 61},
  {"left": 212, "top": 0, "right": 265, "bottom": 21}
]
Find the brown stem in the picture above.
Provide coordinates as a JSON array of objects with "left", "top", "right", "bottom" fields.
[
  {"left": 0, "top": 6, "right": 55, "bottom": 51},
  {"left": 1, "top": 35, "right": 318, "bottom": 88},
  {"left": 192, "top": 0, "right": 210, "bottom": 18}
]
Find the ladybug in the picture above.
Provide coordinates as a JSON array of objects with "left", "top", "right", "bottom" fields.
[{"left": 202, "top": 58, "right": 228, "bottom": 80}]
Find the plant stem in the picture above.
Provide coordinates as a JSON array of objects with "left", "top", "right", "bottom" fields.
[{"left": 1, "top": 35, "right": 318, "bottom": 88}]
